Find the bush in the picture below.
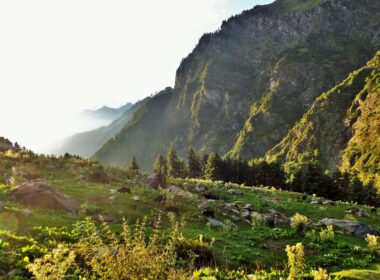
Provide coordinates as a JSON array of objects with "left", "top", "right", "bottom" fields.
[
  {"left": 365, "top": 234, "right": 379, "bottom": 255},
  {"left": 290, "top": 213, "right": 309, "bottom": 235},
  {"left": 285, "top": 243, "right": 305, "bottom": 280},
  {"left": 313, "top": 268, "right": 329, "bottom": 280},
  {"left": 320, "top": 226, "right": 334, "bottom": 244},
  {"left": 174, "top": 234, "right": 215, "bottom": 267}
]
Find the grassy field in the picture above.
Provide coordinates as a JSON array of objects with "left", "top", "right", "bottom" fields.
[{"left": 0, "top": 154, "right": 379, "bottom": 278}]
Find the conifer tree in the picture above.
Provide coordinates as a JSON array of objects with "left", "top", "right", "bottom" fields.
[
  {"left": 153, "top": 154, "right": 167, "bottom": 176},
  {"left": 128, "top": 157, "right": 140, "bottom": 176},
  {"left": 166, "top": 147, "right": 181, "bottom": 178},
  {"left": 204, "top": 152, "right": 222, "bottom": 181},
  {"left": 187, "top": 146, "right": 201, "bottom": 179}
]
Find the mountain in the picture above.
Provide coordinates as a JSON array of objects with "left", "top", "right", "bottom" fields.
[
  {"left": 80, "top": 103, "right": 134, "bottom": 125},
  {"left": 267, "top": 51, "right": 380, "bottom": 188},
  {"left": 55, "top": 100, "right": 145, "bottom": 158},
  {"left": 94, "top": 0, "right": 380, "bottom": 170}
]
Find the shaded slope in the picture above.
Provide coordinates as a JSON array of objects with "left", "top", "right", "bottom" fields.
[{"left": 267, "top": 52, "right": 380, "bottom": 187}]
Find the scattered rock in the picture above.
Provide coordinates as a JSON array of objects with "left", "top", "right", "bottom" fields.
[
  {"left": 85, "top": 171, "right": 110, "bottom": 184},
  {"left": 165, "top": 206, "right": 180, "bottom": 216},
  {"left": 9, "top": 181, "right": 79, "bottom": 212},
  {"left": 240, "top": 210, "right": 250, "bottom": 218},
  {"left": 357, "top": 209, "right": 369, "bottom": 217},
  {"left": 310, "top": 200, "right": 319, "bottom": 205},
  {"left": 132, "top": 196, "right": 140, "bottom": 201},
  {"left": 166, "top": 185, "right": 194, "bottom": 198},
  {"left": 207, "top": 218, "right": 227, "bottom": 229},
  {"left": 154, "top": 195, "right": 166, "bottom": 204},
  {"left": 91, "top": 215, "right": 114, "bottom": 223},
  {"left": 143, "top": 173, "right": 166, "bottom": 189},
  {"left": 198, "top": 202, "right": 210, "bottom": 210},
  {"left": 251, "top": 209, "right": 290, "bottom": 227},
  {"left": 194, "top": 186, "right": 206, "bottom": 192},
  {"left": 231, "top": 215, "right": 241, "bottom": 222},
  {"left": 22, "top": 209, "right": 33, "bottom": 217},
  {"left": 315, "top": 218, "right": 379, "bottom": 238},
  {"left": 202, "top": 209, "right": 215, "bottom": 218},
  {"left": 203, "top": 192, "right": 220, "bottom": 200},
  {"left": 243, "top": 204, "right": 254, "bottom": 211},
  {"left": 117, "top": 187, "right": 131, "bottom": 194},
  {"left": 227, "top": 189, "right": 243, "bottom": 195},
  {"left": 323, "top": 200, "right": 336, "bottom": 206}
]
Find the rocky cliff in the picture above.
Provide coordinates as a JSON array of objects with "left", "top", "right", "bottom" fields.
[{"left": 94, "top": 0, "right": 380, "bottom": 170}]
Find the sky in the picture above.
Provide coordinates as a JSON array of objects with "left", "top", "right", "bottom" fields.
[{"left": 0, "top": 0, "right": 273, "bottom": 153}]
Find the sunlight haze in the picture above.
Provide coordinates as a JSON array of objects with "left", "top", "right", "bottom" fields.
[{"left": 0, "top": 0, "right": 273, "bottom": 152}]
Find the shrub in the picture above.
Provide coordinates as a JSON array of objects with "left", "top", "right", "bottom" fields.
[
  {"left": 313, "top": 268, "right": 329, "bottom": 280},
  {"left": 290, "top": 213, "right": 309, "bottom": 235},
  {"left": 365, "top": 234, "right": 379, "bottom": 255},
  {"left": 285, "top": 243, "right": 305, "bottom": 280},
  {"left": 320, "top": 226, "right": 334, "bottom": 244},
  {"left": 174, "top": 234, "right": 215, "bottom": 267}
]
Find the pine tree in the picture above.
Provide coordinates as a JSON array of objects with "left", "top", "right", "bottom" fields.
[
  {"left": 204, "top": 152, "right": 221, "bottom": 181},
  {"left": 128, "top": 157, "right": 140, "bottom": 176},
  {"left": 187, "top": 146, "right": 201, "bottom": 179},
  {"left": 166, "top": 147, "right": 181, "bottom": 178},
  {"left": 153, "top": 154, "right": 167, "bottom": 176}
]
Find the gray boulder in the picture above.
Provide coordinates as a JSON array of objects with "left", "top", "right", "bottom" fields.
[
  {"left": 207, "top": 218, "right": 227, "bottom": 229},
  {"left": 316, "top": 218, "right": 379, "bottom": 238}
]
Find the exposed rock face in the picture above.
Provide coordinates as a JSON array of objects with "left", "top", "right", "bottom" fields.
[
  {"left": 9, "top": 181, "right": 79, "bottom": 212},
  {"left": 85, "top": 171, "right": 110, "bottom": 184},
  {"left": 316, "top": 218, "right": 380, "bottom": 238},
  {"left": 94, "top": 0, "right": 380, "bottom": 170},
  {"left": 143, "top": 173, "right": 166, "bottom": 189}
]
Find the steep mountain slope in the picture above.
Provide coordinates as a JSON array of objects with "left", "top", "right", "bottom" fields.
[
  {"left": 95, "top": 0, "right": 380, "bottom": 170},
  {"left": 267, "top": 52, "right": 380, "bottom": 187},
  {"left": 56, "top": 100, "right": 145, "bottom": 158}
]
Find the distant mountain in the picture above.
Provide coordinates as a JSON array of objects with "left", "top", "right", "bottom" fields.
[
  {"left": 55, "top": 100, "right": 145, "bottom": 158},
  {"left": 79, "top": 103, "right": 134, "bottom": 125},
  {"left": 94, "top": 0, "right": 380, "bottom": 170},
  {"left": 267, "top": 52, "right": 380, "bottom": 188}
]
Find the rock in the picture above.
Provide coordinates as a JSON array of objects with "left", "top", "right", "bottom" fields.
[
  {"left": 166, "top": 185, "right": 194, "bottom": 198},
  {"left": 91, "top": 215, "right": 113, "bottom": 223},
  {"left": 231, "top": 215, "right": 241, "bottom": 222},
  {"left": 207, "top": 218, "right": 227, "bottom": 229},
  {"left": 117, "top": 187, "right": 131, "bottom": 194},
  {"left": 310, "top": 200, "right": 319, "bottom": 205},
  {"left": 227, "top": 189, "right": 243, "bottom": 195},
  {"left": 315, "top": 218, "right": 380, "bottom": 238},
  {"left": 0, "top": 201, "right": 3, "bottom": 212},
  {"left": 9, "top": 181, "right": 79, "bottom": 212},
  {"left": 357, "top": 209, "right": 369, "bottom": 217},
  {"left": 198, "top": 202, "right": 210, "bottom": 210},
  {"left": 251, "top": 209, "right": 290, "bottom": 227},
  {"left": 143, "top": 173, "right": 166, "bottom": 189},
  {"left": 243, "top": 204, "right": 254, "bottom": 211},
  {"left": 22, "top": 209, "right": 33, "bottom": 217},
  {"left": 132, "top": 196, "right": 140, "bottom": 201},
  {"left": 231, "top": 209, "right": 240, "bottom": 215},
  {"left": 323, "top": 200, "right": 336, "bottom": 206},
  {"left": 202, "top": 209, "right": 215, "bottom": 218},
  {"left": 203, "top": 192, "right": 220, "bottom": 200},
  {"left": 241, "top": 210, "right": 251, "bottom": 218},
  {"left": 85, "top": 170, "right": 110, "bottom": 184},
  {"left": 194, "top": 186, "right": 206, "bottom": 192}
]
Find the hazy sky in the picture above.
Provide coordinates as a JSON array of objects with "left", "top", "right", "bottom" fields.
[{"left": 0, "top": 0, "right": 273, "bottom": 152}]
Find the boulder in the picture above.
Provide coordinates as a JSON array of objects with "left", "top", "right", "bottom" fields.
[
  {"left": 166, "top": 185, "right": 194, "bottom": 198},
  {"left": 252, "top": 209, "right": 290, "bottom": 227},
  {"left": 227, "top": 189, "right": 243, "bottom": 195},
  {"left": 323, "top": 200, "right": 337, "bottom": 206},
  {"left": 243, "top": 204, "right": 254, "bottom": 211},
  {"left": 143, "top": 173, "right": 166, "bottom": 189},
  {"left": 207, "top": 218, "right": 227, "bottom": 229},
  {"left": 315, "top": 218, "right": 379, "bottom": 238},
  {"left": 9, "top": 181, "right": 79, "bottom": 212},
  {"left": 357, "top": 209, "right": 369, "bottom": 217},
  {"left": 240, "top": 210, "right": 251, "bottom": 218},
  {"left": 85, "top": 171, "right": 110, "bottom": 184}
]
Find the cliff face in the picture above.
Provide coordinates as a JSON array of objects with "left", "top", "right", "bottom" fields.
[
  {"left": 95, "top": 0, "right": 380, "bottom": 170},
  {"left": 267, "top": 52, "right": 380, "bottom": 189}
]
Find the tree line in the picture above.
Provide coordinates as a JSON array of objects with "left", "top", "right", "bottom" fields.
[{"left": 153, "top": 146, "right": 380, "bottom": 207}]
